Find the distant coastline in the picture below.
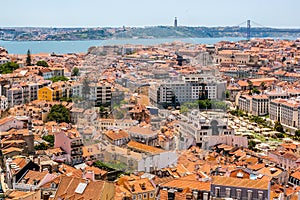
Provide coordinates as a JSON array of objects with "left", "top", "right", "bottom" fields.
[{"left": 1, "top": 26, "right": 300, "bottom": 41}]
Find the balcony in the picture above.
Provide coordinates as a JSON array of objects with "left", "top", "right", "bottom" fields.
[
  {"left": 71, "top": 141, "right": 83, "bottom": 147},
  {"left": 71, "top": 150, "right": 83, "bottom": 156}
]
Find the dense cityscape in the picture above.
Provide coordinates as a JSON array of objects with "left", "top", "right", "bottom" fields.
[{"left": 2, "top": 1, "right": 300, "bottom": 199}]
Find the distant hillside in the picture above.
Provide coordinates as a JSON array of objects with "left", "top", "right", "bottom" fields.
[{"left": 1, "top": 26, "right": 300, "bottom": 41}]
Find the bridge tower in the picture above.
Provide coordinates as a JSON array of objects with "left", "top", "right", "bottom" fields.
[{"left": 247, "top": 20, "right": 251, "bottom": 40}]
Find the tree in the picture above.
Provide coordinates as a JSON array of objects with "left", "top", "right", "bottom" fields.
[
  {"left": 0, "top": 62, "right": 19, "bottom": 74},
  {"left": 252, "top": 88, "right": 260, "bottom": 94},
  {"left": 225, "top": 90, "right": 230, "bottom": 99},
  {"left": 48, "top": 76, "right": 69, "bottom": 83},
  {"left": 47, "top": 104, "right": 71, "bottom": 123},
  {"left": 36, "top": 60, "right": 49, "bottom": 67},
  {"left": 42, "top": 135, "right": 54, "bottom": 147},
  {"left": 260, "top": 82, "right": 267, "bottom": 90},
  {"left": 72, "top": 67, "right": 80, "bottom": 76},
  {"left": 295, "top": 130, "right": 300, "bottom": 137},
  {"left": 26, "top": 49, "right": 32, "bottom": 66},
  {"left": 34, "top": 143, "right": 48, "bottom": 150},
  {"left": 274, "top": 121, "right": 284, "bottom": 133},
  {"left": 248, "top": 140, "right": 257, "bottom": 151}
]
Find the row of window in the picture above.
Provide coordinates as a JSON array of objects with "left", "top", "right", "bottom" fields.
[
  {"left": 132, "top": 192, "right": 154, "bottom": 200},
  {"left": 215, "top": 187, "right": 264, "bottom": 200}
]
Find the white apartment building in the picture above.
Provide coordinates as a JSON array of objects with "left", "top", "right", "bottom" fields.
[
  {"left": 89, "top": 82, "right": 112, "bottom": 107},
  {"left": 0, "top": 95, "right": 8, "bottom": 110},
  {"left": 7, "top": 85, "right": 24, "bottom": 107},
  {"left": 270, "top": 98, "right": 300, "bottom": 129},
  {"left": 237, "top": 94, "right": 252, "bottom": 114},
  {"left": 149, "top": 74, "right": 226, "bottom": 107},
  {"left": 71, "top": 82, "right": 82, "bottom": 98},
  {"left": 252, "top": 95, "right": 269, "bottom": 116}
]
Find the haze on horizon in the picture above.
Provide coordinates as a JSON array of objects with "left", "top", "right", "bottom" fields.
[{"left": 2, "top": 0, "right": 300, "bottom": 28}]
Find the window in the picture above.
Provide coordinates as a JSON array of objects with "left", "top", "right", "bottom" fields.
[
  {"left": 226, "top": 188, "right": 231, "bottom": 198},
  {"left": 203, "top": 193, "right": 208, "bottom": 200},
  {"left": 149, "top": 192, "right": 154, "bottom": 198},
  {"left": 247, "top": 190, "right": 253, "bottom": 200},
  {"left": 168, "top": 191, "right": 175, "bottom": 200},
  {"left": 258, "top": 191, "right": 263, "bottom": 200},
  {"left": 215, "top": 187, "right": 220, "bottom": 197},
  {"left": 143, "top": 193, "right": 147, "bottom": 199},
  {"left": 132, "top": 195, "right": 137, "bottom": 200},
  {"left": 138, "top": 194, "right": 142, "bottom": 200},
  {"left": 236, "top": 189, "right": 241, "bottom": 199}
]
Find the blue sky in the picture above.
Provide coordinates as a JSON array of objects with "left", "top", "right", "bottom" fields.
[{"left": 2, "top": 0, "right": 300, "bottom": 28}]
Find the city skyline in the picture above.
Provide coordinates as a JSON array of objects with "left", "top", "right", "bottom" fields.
[{"left": 2, "top": 0, "right": 300, "bottom": 28}]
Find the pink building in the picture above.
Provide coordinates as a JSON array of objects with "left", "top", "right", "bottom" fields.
[
  {"left": 267, "top": 150, "right": 300, "bottom": 170},
  {"left": 54, "top": 129, "right": 83, "bottom": 165}
]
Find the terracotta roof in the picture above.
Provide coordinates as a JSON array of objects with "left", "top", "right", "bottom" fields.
[
  {"left": 104, "top": 129, "right": 130, "bottom": 141},
  {"left": 127, "top": 141, "right": 164, "bottom": 154},
  {"left": 54, "top": 175, "right": 114, "bottom": 200},
  {"left": 6, "top": 190, "right": 39, "bottom": 199},
  {"left": 162, "top": 174, "right": 210, "bottom": 191},
  {"left": 128, "top": 125, "right": 156, "bottom": 136},
  {"left": 257, "top": 167, "right": 283, "bottom": 178},
  {"left": 85, "top": 166, "right": 107, "bottom": 176},
  {"left": 23, "top": 170, "right": 48, "bottom": 185},
  {"left": 212, "top": 176, "right": 269, "bottom": 190},
  {"left": 290, "top": 171, "right": 300, "bottom": 180}
]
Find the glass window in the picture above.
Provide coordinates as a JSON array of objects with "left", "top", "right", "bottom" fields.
[
  {"left": 215, "top": 187, "right": 220, "bottom": 197},
  {"left": 226, "top": 188, "right": 231, "bottom": 198},
  {"left": 247, "top": 190, "right": 252, "bottom": 200},
  {"left": 236, "top": 189, "right": 241, "bottom": 199}
]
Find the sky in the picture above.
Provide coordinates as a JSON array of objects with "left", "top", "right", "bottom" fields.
[{"left": 1, "top": 0, "right": 300, "bottom": 28}]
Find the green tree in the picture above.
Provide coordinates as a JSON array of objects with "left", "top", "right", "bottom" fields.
[
  {"left": 274, "top": 121, "right": 284, "bottom": 133},
  {"left": 26, "top": 49, "right": 32, "bottom": 66},
  {"left": 48, "top": 76, "right": 69, "bottom": 83},
  {"left": 295, "top": 130, "right": 300, "bottom": 137},
  {"left": 252, "top": 88, "right": 260, "bottom": 94},
  {"left": 0, "top": 62, "right": 19, "bottom": 74},
  {"left": 42, "top": 135, "right": 54, "bottom": 147},
  {"left": 180, "top": 105, "right": 189, "bottom": 114},
  {"left": 47, "top": 104, "right": 71, "bottom": 123},
  {"left": 225, "top": 90, "right": 230, "bottom": 99},
  {"left": 34, "top": 142, "right": 48, "bottom": 150},
  {"left": 260, "top": 82, "right": 267, "bottom": 90},
  {"left": 72, "top": 67, "right": 80, "bottom": 76},
  {"left": 248, "top": 140, "right": 257, "bottom": 151},
  {"left": 36, "top": 60, "right": 49, "bottom": 67}
]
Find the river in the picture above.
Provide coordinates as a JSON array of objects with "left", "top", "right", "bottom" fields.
[{"left": 0, "top": 37, "right": 296, "bottom": 54}]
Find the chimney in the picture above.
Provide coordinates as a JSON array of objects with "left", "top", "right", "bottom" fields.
[
  {"left": 111, "top": 145, "right": 115, "bottom": 151},
  {"left": 85, "top": 170, "right": 95, "bottom": 181},
  {"left": 127, "top": 149, "right": 131, "bottom": 155}
]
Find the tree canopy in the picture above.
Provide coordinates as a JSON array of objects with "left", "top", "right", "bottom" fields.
[
  {"left": 26, "top": 49, "right": 32, "bottom": 66},
  {"left": 47, "top": 104, "right": 71, "bottom": 123},
  {"left": 274, "top": 121, "right": 284, "bottom": 133},
  {"left": 36, "top": 60, "right": 49, "bottom": 67},
  {"left": 72, "top": 67, "right": 80, "bottom": 76},
  {"left": 48, "top": 76, "right": 69, "bottom": 83},
  {"left": 0, "top": 62, "right": 19, "bottom": 74}
]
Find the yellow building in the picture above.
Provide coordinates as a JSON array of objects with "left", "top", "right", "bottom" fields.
[{"left": 38, "top": 86, "right": 62, "bottom": 101}]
